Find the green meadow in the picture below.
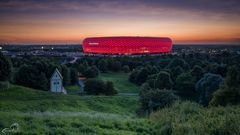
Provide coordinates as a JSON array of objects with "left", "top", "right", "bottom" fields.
[{"left": 98, "top": 72, "right": 140, "bottom": 93}]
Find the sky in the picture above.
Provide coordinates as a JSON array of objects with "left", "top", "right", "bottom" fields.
[{"left": 0, "top": 0, "right": 240, "bottom": 44}]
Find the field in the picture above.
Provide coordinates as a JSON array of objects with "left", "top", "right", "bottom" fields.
[{"left": 98, "top": 72, "right": 140, "bottom": 93}]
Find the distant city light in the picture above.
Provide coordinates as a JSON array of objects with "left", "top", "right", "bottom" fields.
[
  {"left": 51, "top": 47, "right": 54, "bottom": 50},
  {"left": 0, "top": 47, "right": 2, "bottom": 50},
  {"left": 41, "top": 46, "right": 44, "bottom": 49}
]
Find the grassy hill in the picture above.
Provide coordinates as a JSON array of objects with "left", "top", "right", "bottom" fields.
[
  {"left": 0, "top": 85, "right": 139, "bottom": 115},
  {"left": 98, "top": 72, "right": 140, "bottom": 93},
  {"left": 1, "top": 85, "right": 239, "bottom": 135},
  {"left": 0, "top": 85, "right": 154, "bottom": 135}
]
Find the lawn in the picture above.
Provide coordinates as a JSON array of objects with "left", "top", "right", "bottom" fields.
[{"left": 98, "top": 72, "right": 140, "bottom": 93}]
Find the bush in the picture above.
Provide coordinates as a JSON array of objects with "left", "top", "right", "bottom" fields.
[
  {"left": 84, "top": 79, "right": 105, "bottom": 95},
  {"left": 139, "top": 84, "right": 178, "bottom": 114},
  {"left": 84, "top": 79, "right": 117, "bottom": 95},
  {"left": 104, "top": 81, "right": 117, "bottom": 95}
]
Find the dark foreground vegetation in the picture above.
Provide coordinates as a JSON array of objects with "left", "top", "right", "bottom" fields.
[{"left": 0, "top": 47, "right": 240, "bottom": 134}]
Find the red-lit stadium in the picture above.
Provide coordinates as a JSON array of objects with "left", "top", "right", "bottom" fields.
[{"left": 82, "top": 37, "right": 172, "bottom": 54}]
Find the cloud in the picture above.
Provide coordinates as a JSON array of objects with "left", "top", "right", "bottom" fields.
[{"left": 0, "top": 0, "right": 239, "bottom": 16}]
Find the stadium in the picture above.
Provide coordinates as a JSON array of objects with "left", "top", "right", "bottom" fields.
[{"left": 82, "top": 37, "right": 172, "bottom": 54}]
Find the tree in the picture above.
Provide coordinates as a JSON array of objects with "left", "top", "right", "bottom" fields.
[
  {"left": 61, "top": 65, "right": 70, "bottom": 86},
  {"left": 98, "top": 59, "right": 108, "bottom": 72},
  {"left": 122, "top": 65, "right": 130, "bottom": 73},
  {"left": 135, "top": 68, "right": 148, "bottom": 85},
  {"left": 150, "top": 66, "right": 159, "bottom": 75},
  {"left": 84, "top": 66, "right": 99, "bottom": 78},
  {"left": 171, "top": 66, "right": 184, "bottom": 80},
  {"left": 0, "top": 52, "right": 12, "bottom": 81},
  {"left": 167, "top": 58, "right": 189, "bottom": 70},
  {"left": 15, "top": 65, "right": 49, "bottom": 90},
  {"left": 190, "top": 65, "right": 204, "bottom": 81},
  {"left": 175, "top": 72, "right": 196, "bottom": 95},
  {"left": 210, "top": 66, "right": 240, "bottom": 106},
  {"left": 129, "top": 69, "right": 139, "bottom": 83},
  {"left": 70, "top": 68, "right": 78, "bottom": 85},
  {"left": 195, "top": 73, "right": 224, "bottom": 106},
  {"left": 147, "top": 71, "right": 173, "bottom": 89}
]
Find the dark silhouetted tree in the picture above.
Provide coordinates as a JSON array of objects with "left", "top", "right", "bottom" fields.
[
  {"left": 210, "top": 66, "right": 240, "bottom": 106},
  {"left": 0, "top": 52, "right": 12, "bottom": 81},
  {"left": 175, "top": 72, "right": 196, "bottom": 95},
  {"left": 98, "top": 59, "right": 108, "bottom": 72},
  {"left": 135, "top": 68, "right": 148, "bottom": 85}
]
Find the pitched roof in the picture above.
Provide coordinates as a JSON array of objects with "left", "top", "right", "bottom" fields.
[{"left": 50, "top": 68, "right": 63, "bottom": 80}]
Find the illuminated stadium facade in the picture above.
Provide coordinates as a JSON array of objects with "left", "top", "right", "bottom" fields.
[{"left": 83, "top": 37, "right": 172, "bottom": 54}]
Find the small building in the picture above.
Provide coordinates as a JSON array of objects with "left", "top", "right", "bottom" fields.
[{"left": 50, "top": 68, "right": 67, "bottom": 94}]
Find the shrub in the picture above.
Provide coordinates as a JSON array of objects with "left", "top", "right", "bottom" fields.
[
  {"left": 84, "top": 79, "right": 105, "bottom": 95},
  {"left": 84, "top": 79, "right": 117, "bottom": 95},
  {"left": 139, "top": 86, "right": 178, "bottom": 114},
  {"left": 104, "top": 81, "right": 117, "bottom": 95}
]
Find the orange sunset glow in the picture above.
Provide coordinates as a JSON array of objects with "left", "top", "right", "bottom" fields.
[{"left": 0, "top": 0, "right": 239, "bottom": 44}]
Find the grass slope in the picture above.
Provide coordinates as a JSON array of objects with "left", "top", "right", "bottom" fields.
[
  {"left": 98, "top": 72, "right": 140, "bottom": 93},
  {"left": 150, "top": 102, "right": 240, "bottom": 135},
  {"left": 0, "top": 85, "right": 155, "bottom": 135},
  {"left": 0, "top": 85, "right": 138, "bottom": 115}
]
